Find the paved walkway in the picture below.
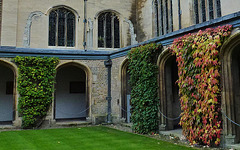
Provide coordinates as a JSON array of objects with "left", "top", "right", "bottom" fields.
[{"left": 160, "top": 129, "right": 183, "bottom": 138}]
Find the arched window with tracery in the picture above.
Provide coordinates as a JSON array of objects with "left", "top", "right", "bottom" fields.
[
  {"left": 98, "top": 12, "right": 120, "bottom": 48},
  {"left": 193, "top": 0, "right": 221, "bottom": 24},
  {"left": 153, "top": 0, "right": 173, "bottom": 37},
  {"left": 49, "top": 8, "right": 75, "bottom": 47}
]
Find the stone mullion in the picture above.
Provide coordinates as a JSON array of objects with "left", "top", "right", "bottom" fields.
[
  {"left": 153, "top": 0, "right": 158, "bottom": 37},
  {"left": 111, "top": 15, "right": 115, "bottom": 48},
  {"left": 158, "top": 0, "right": 163, "bottom": 35},
  {"left": 162, "top": 0, "right": 167, "bottom": 35},
  {"left": 198, "top": 0, "right": 202, "bottom": 23},
  {"left": 206, "top": 0, "right": 209, "bottom": 21},
  {"left": 165, "top": 0, "right": 169, "bottom": 34},
  {"left": 103, "top": 14, "right": 107, "bottom": 48},
  {"left": 159, "top": 0, "right": 163, "bottom": 36},
  {"left": 213, "top": 0, "right": 217, "bottom": 18},
  {"left": 0, "top": 0, "right": 2, "bottom": 44},
  {"left": 64, "top": 12, "right": 68, "bottom": 47},
  {"left": 56, "top": 11, "right": 59, "bottom": 46},
  {"left": 168, "top": 0, "right": 173, "bottom": 33}
]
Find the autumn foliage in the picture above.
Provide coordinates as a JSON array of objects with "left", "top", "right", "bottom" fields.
[{"left": 170, "top": 25, "right": 232, "bottom": 146}]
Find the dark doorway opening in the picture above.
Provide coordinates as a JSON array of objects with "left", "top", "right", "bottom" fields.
[
  {"left": 55, "top": 65, "right": 87, "bottom": 121},
  {"left": 0, "top": 65, "right": 14, "bottom": 124},
  {"left": 165, "top": 56, "right": 181, "bottom": 130}
]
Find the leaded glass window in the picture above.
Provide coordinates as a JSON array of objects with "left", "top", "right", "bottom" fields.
[
  {"left": 193, "top": 0, "right": 221, "bottom": 24},
  {"left": 154, "top": 0, "right": 160, "bottom": 36},
  {"left": 200, "top": 0, "right": 206, "bottom": 22},
  {"left": 98, "top": 12, "right": 120, "bottom": 48},
  {"left": 208, "top": 0, "right": 214, "bottom": 20},
  {"left": 194, "top": 0, "right": 199, "bottom": 24},
  {"left": 216, "top": 0, "right": 221, "bottom": 17},
  {"left": 49, "top": 8, "right": 75, "bottom": 47},
  {"left": 153, "top": 0, "right": 173, "bottom": 37}
]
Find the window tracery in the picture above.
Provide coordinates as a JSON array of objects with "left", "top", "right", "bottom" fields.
[
  {"left": 98, "top": 12, "right": 120, "bottom": 48},
  {"left": 49, "top": 8, "right": 75, "bottom": 47},
  {"left": 193, "top": 0, "right": 221, "bottom": 24},
  {"left": 153, "top": 0, "right": 173, "bottom": 37}
]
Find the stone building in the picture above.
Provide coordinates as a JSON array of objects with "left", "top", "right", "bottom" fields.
[{"left": 0, "top": 0, "right": 239, "bottom": 147}]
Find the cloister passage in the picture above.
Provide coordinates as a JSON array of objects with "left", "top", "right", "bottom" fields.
[
  {"left": 159, "top": 54, "right": 181, "bottom": 130},
  {"left": 55, "top": 65, "right": 87, "bottom": 121},
  {"left": 231, "top": 43, "right": 240, "bottom": 143},
  {"left": 121, "top": 64, "right": 131, "bottom": 123},
  {"left": 165, "top": 56, "right": 181, "bottom": 129},
  {"left": 0, "top": 64, "right": 14, "bottom": 124}
]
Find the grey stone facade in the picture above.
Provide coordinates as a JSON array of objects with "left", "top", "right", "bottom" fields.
[{"left": 0, "top": 0, "right": 240, "bottom": 148}]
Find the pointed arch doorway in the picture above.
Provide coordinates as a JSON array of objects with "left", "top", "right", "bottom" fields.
[
  {"left": 121, "top": 60, "right": 131, "bottom": 123},
  {"left": 0, "top": 62, "right": 15, "bottom": 124},
  {"left": 55, "top": 63, "right": 89, "bottom": 121},
  {"left": 159, "top": 51, "right": 181, "bottom": 130}
]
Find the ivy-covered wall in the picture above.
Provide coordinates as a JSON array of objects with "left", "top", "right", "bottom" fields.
[
  {"left": 14, "top": 56, "right": 59, "bottom": 128},
  {"left": 170, "top": 25, "right": 232, "bottom": 146},
  {"left": 128, "top": 43, "right": 162, "bottom": 134}
]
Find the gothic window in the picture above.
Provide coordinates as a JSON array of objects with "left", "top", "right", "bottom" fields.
[
  {"left": 98, "top": 12, "right": 120, "bottom": 48},
  {"left": 153, "top": 0, "right": 173, "bottom": 37},
  {"left": 49, "top": 8, "right": 75, "bottom": 47},
  {"left": 194, "top": 0, "right": 221, "bottom": 24},
  {"left": 216, "top": 0, "right": 221, "bottom": 17}
]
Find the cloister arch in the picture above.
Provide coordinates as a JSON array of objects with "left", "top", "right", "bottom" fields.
[
  {"left": 220, "top": 28, "right": 240, "bottom": 144},
  {"left": 120, "top": 58, "right": 131, "bottom": 123},
  {"left": 0, "top": 60, "right": 17, "bottom": 125},
  {"left": 158, "top": 49, "right": 181, "bottom": 130},
  {"left": 54, "top": 62, "right": 92, "bottom": 121}
]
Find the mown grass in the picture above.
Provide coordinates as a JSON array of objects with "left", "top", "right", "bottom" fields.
[{"left": 0, "top": 126, "right": 193, "bottom": 150}]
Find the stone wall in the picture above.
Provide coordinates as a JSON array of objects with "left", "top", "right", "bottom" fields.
[
  {"left": 0, "top": 58, "right": 110, "bottom": 127},
  {"left": 1, "top": 0, "right": 136, "bottom": 49},
  {"left": 50, "top": 59, "right": 109, "bottom": 124},
  {"left": 111, "top": 56, "right": 128, "bottom": 123},
  {"left": 0, "top": 0, "right": 2, "bottom": 44},
  {"left": 135, "top": 0, "right": 240, "bottom": 42}
]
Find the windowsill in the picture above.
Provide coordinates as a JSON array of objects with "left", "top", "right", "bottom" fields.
[
  {"left": 97, "top": 47, "right": 120, "bottom": 51},
  {"left": 48, "top": 46, "right": 76, "bottom": 49}
]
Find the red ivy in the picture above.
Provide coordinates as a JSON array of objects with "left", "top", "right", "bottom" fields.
[{"left": 170, "top": 25, "right": 232, "bottom": 146}]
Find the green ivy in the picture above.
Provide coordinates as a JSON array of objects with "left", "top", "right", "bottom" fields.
[
  {"left": 14, "top": 56, "right": 59, "bottom": 128},
  {"left": 128, "top": 43, "right": 162, "bottom": 134},
  {"left": 170, "top": 25, "right": 232, "bottom": 146}
]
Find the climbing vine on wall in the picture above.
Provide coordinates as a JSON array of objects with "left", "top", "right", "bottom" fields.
[
  {"left": 128, "top": 43, "right": 162, "bottom": 134},
  {"left": 170, "top": 25, "right": 232, "bottom": 146},
  {"left": 14, "top": 56, "right": 59, "bottom": 128}
]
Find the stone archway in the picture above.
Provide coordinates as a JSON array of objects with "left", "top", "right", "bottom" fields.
[
  {"left": 158, "top": 49, "right": 181, "bottom": 130},
  {"left": 55, "top": 63, "right": 90, "bottom": 121},
  {"left": 221, "top": 28, "right": 240, "bottom": 145},
  {"left": 231, "top": 44, "right": 240, "bottom": 143},
  {"left": 121, "top": 59, "right": 131, "bottom": 123},
  {"left": 0, "top": 61, "right": 16, "bottom": 125}
]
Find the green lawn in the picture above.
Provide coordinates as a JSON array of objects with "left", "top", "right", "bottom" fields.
[{"left": 0, "top": 126, "right": 193, "bottom": 150}]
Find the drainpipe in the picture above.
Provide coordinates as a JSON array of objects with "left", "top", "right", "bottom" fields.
[
  {"left": 178, "top": 0, "right": 182, "bottom": 29},
  {"left": 104, "top": 57, "right": 112, "bottom": 123},
  {"left": 83, "top": 0, "right": 87, "bottom": 51}
]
